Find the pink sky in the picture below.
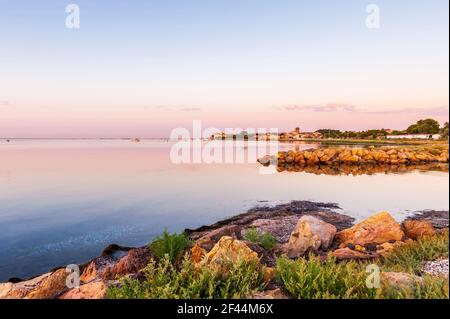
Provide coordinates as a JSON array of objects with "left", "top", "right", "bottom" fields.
[
  {"left": 1, "top": 1, "right": 448, "bottom": 138},
  {"left": 0, "top": 102, "right": 448, "bottom": 138}
]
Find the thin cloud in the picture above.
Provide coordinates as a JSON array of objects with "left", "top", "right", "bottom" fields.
[
  {"left": 366, "top": 106, "right": 449, "bottom": 117},
  {"left": 143, "top": 105, "right": 202, "bottom": 112},
  {"left": 143, "top": 105, "right": 168, "bottom": 110},
  {"left": 0, "top": 100, "right": 11, "bottom": 107},
  {"left": 278, "top": 103, "right": 357, "bottom": 112},
  {"left": 277, "top": 103, "right": 448, "bottom": 117},
  {"left": 179, "top": 107, "right": 202, "bottom": 112}
]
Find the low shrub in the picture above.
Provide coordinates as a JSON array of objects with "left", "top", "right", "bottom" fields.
[
  {"left": 381, "top": 231, "right": 449, "bottom": 274},
  {"left": 149, "top": 229, "right": 191, "bottom": 263},
  {"left": 276, "top": 254, "right": 376, "bottom": 299},
  {"left": 379, "top": 275, "right": 449, "bottom": 299},
  {"left": 243, "top": 228, "right": 277, "bottom": 250},
  {"left": 107, "top": 255, "right": 266, "bottom": 299}
]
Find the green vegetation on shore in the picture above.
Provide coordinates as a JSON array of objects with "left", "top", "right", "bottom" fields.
[
  {"left": 380, "top": 275, "right": 449, "bottom": 299},
  {"left": 108, "top": 230, "right": 449, "bottom": 299},
  {"left": 295, "top": 139, "right": 449, "bottom": 146},
  {"left": 276, "top": 231, "right": 449, "bottom": 299},
  {"left": 316, "top": 119, "right": 448, "bottom": 140},
  {"left": 381, "top": 231, "right": 449, "bottom": 274},
  {"left": 107, "top": 255, "right": 266, "bottom": 299},
  {"left": 148, "top": 230, "right": 191, "bottom": 263},
  {"left": 244, "top": 228, "right": 277, "bottom": 250},
  {"left": 276, "top": 254, "right": 376, "bottom": 299}
]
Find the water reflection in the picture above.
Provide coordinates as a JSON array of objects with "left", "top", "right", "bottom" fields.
[
  {"left": 275, "top": 163, "right": 449, "bottom": 176},
  {"left": 0, "top": 139, "right": 448, "bottom": 281}
]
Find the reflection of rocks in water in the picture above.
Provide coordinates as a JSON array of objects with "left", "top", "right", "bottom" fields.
[
  {"left": 275, "top": 162, "right": 449, "bottom": 176},
  {"left": 258, "top": 145, "right": 450, "bottom": 176},
  {"left": 276, "top": 146, "right": 449, "bottom": 166}
]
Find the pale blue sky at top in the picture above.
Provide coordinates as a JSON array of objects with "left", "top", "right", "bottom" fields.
[{"left": 0, "top": 0, "right": 448, "bottom": 137}]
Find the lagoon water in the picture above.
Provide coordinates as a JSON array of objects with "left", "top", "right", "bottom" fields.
[{"left": 0, "top": 139, "right": 448, "bottom": 281}]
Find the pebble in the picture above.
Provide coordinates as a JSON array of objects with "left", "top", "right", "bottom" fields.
[{"left": 421, "top": 258, "right": 449, "bottom": 277}]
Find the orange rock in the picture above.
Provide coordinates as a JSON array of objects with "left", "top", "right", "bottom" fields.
[
  {"left": 80, "top": 261, "right": 98, "bottom": 283},
  {"left": 0, "top": 273, "right": 52, "bottom": 299},
  {"left": 381, "top": 272, "right": 422, "bottom": 288},
  {"left": 402, "top": 220, "right": 436, "bottom": 240},
  {"left": 204, "top": 236, "right": 259, "bottom": 272},
  {"left": 59, "top": 281, "right": 107, "bottom": 299},
  {"left": 284, "top": 215, "right": 337, "bottom": 258},
  {"left": 262, "top": 267, "right": 275, "bottom": 283},
  {"left": 194, "top": 225, "right": 242, "bottom": 251},
  {"left": 25, "top": 269, "right": 68, "bottom": 299},
  {"left": 331, "top": 248, "right": 375, "bottom": 260},
  {"left": 335, "top": 211, "right": 404, "bottom": 246},
  {"left": 190, "top": 243, "right": 206, "bottom": 263},
  {"left": 102, "top": 247, "right": 152, "bottom": 280},
  {"left": 376, "top": 242, "right": 407, "bottom": 256}
]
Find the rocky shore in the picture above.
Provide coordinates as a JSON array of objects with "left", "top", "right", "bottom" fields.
[
  {"left": 259, "top": 145, "right": 449, "bottom": 169},
  {"left": 1, "top": 201, "right": 448, "bottom": 299}
]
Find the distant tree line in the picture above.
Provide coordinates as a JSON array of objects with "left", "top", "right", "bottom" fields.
[{"left": 317, "top": 119, "right": 448, "bottom": 140}]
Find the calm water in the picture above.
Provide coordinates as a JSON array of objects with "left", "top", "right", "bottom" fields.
[{"left": 0, "top": 139, "right": 448, "bottom": 281}]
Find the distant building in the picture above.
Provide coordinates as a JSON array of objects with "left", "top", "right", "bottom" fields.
[
  {"left": 279, "top": 127, "right": 323, "bottom": 140},
  {"left": 386, "top": 134, "right": 441, "bottom": 140}
]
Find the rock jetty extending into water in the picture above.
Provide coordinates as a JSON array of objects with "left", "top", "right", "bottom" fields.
[{"left": 260, "top": 145, "right": 449, "bottom": 168}]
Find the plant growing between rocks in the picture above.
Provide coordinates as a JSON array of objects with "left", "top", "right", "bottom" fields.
[
  {"left": 381, "top": 231, "right": 449, "bottom": 274},
  {"left": 276, "top": 254, "right": 377, "bottom": 299},
  {"left": 379, "top": 274, "right": 449, "bottom": 299},
  {"left": 243, "top": 228, "right": 278, "bottom": 250},
  {"left": 107, "top": 255, "right": 266, "bottom": 299},
  {"left": 149, "top": 229, "right": 191, "bottom": 264}
]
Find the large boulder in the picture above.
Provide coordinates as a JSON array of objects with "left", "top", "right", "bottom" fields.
[
  {"left": 25, "top": 269, "right": 68, "bottom": 299},
  {"left": 204, "top": 236, "right": 259, "bottom": 272},
  {"left": 102, "top": 247, "right": 152, "bottom": 280},
  {"left": 331, "top": 248, "right": 377, "bottom": 260},
  {"left": 402, "top": 220, "right": 436, "bottom": 240},
  {"left": 59, "top": 280, "right": 107, "bottom": 299},
  {"left": 194, "top": 225, "right": 242, "bottom": 251},
  {"left": 335, "top": 212, "right": 404, "bottom": 246},
  {"left": 80, "top": 245, "right": 132, "bottom": 283},
  {"left": 246, "top": 216, "right": 300, "bottom": 243},
  {"left": 0, "top": 269, "right": 68, "bottom": 299},
  {"left": 381, "top": 272, "right": 422, "bottom": 288},
  {"left": 284, "top": 216, "right": 336, "bottom": 258}
]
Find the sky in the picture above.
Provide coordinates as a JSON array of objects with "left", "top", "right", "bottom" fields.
[{"left": 0, "top": 0, "right": 448, "bottom": 138}]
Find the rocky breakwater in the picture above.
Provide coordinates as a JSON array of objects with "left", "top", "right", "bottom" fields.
[{"left": 259, "top": 145, "right": 449, "bottom": 170}]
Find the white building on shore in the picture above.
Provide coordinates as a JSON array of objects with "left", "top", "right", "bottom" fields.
[{"left": 386, "top": 134, "right": 441, "bottom": 140}]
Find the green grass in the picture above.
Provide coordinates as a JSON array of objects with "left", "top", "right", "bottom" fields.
[
  {"left": 149, "top": 229, "right": 191, "bottom": 263},
  {"left": 110, "top": 231, "right": 449, "bottom": 299},
  {"left": 379, "top": 275, "right": 449, "bottom": 299},
  {"left": 276, "top": 241, "right": 449, "bottom": 300},
  {"left": 381, "top": 231, "right": 449, "bottom": 274},
  {"left": 243, "top": 228, "right": 277, "bottom": 250},
  {"left": 276, "top": 254, "right": 376, "bottom": 299},
  {"left": 107, "top": 255, "right": 266, "bottom": 299}
]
